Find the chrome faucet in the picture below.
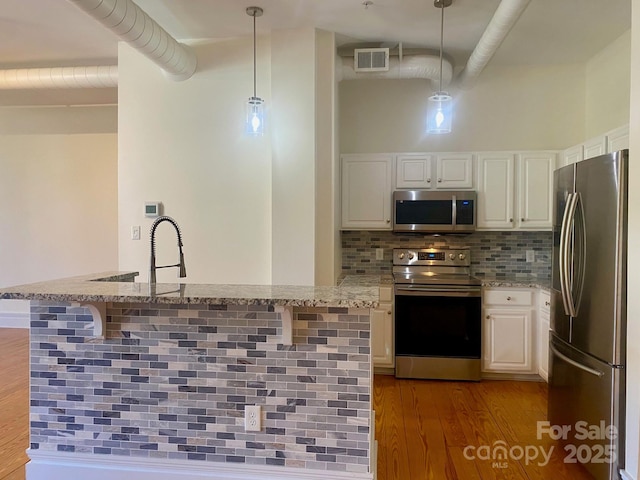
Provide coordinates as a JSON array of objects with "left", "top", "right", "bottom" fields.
[{"left": 149, "top": 216, "right": 186, "bottom": 283}]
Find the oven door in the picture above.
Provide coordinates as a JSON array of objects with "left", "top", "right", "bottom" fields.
[{"left": 394, "top": 284, "right": 482, "bottom": 380}]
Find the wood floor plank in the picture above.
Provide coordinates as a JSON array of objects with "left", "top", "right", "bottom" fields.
[
  {"left": 374, "top": 374, "right": 599, "bottom": 480},
  {"left": 0, "top": 329, "right": 29, "bottom": 480},
  {"left": 375, "top": 375, "right": 412, "bottom": 480}
]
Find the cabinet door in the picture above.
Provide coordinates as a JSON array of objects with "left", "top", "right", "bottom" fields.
[
  {"left": 476, "top": 153, "right": 515, "bottom": 230},
  {"left": 606, "top": 125, "right": 629, "bottom": 153},
  {"left": 517, "top": 152, "right": 555, "bottom": 230},
  {"left": 435, "top": 153, "right": 473, "bottom": 189},
  {"left": 483, "top": 308, "right": 534, "bottom": 373},
  {"left": 396, "top": 154, "right": 433, "bottom": 189},
  {"left": 583, "top": 136, "right": 607, "bottom": 160},
  {"left": 371, "top": 303, "right": 394, "bottom": 368},
  {"left": 341, "top": 155, "right": 393, "bottom": 230},
  {"left": 561, "top": 144, "right": 583, "bottom": 167}
]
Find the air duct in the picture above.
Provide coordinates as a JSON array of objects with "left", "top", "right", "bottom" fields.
[
  {"left": 457, "top": 0, "right": 531, "bottom": 88},
  {"left": 67, "top": 0, "right": 197, "bottom": 81},
  {"left": 338, "top": 54, "right": 453, "bottom": 90},
  {"left": 0, "top": 66, "right": 117, "bottom": 90}
]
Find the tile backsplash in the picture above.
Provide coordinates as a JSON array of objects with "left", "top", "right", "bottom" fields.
[
  {"left": 29, "top": 302, "right": 371, "bottom": 473},
  {"left": 342, "top": 230, "right": 552, "bottom": 280}
]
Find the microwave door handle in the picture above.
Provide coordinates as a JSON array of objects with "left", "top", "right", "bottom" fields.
[{"left": 452, "top": 194, "right": 457, "bottom": 228}]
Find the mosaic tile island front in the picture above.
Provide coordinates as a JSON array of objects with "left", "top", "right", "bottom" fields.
[{"left": 0, "top": 272, "right": 377, "bottom": 480}]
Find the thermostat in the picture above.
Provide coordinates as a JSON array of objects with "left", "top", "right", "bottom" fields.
[{"left": 144, "top": 202, "right": 162, "bottom": 218}]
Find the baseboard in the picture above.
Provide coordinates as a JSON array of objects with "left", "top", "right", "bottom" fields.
[
  {"left": 26, "top": 449, "right": 374, "bottom": 480},
  {"left": 0, "top": 311, "right": 29, "bottom": 328}
]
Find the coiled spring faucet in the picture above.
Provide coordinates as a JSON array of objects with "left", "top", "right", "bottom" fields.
[{"left": 149, "top": 216, "right": 186, "bottom": 284}]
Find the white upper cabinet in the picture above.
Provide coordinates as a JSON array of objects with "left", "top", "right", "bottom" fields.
[
  {"left": 396, "top": 154, "right": 434, "bottom": 189},
  {"left": 476, "top": 151, "right": 554, "bottom": 231},
  {"left": 435, "top": 153, "right": 474, "bottom": 189},
  {"left": 395, "top": 153, "right": 473, "bottom": 190},
  {"left": 583, "top": 135, "right": 607, "bottom": 160},
  {"left": 476, "top": 153, "right": 515, "bottom": 230},
  {"left": 341, "top": 154, "right": 393, "bottom": 230},
  {"left": 561, "top": 144, "right": 583, "bottom": 168},
  {"left": 606, "top": 125, "right": 630, "bottom": 153},
  {"left": 517, "top": 152, "right": 555, "bottom": 229}
]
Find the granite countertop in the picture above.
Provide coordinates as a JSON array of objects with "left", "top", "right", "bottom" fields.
[
  {"left": 477, "top": 275, "right": 551, "bottom": 290},
  {"left": 338, "top": 274, "right": 394, "bottom": 287},
  {"left": 0, "top": 272, "right": 380, "bottom": 308}
]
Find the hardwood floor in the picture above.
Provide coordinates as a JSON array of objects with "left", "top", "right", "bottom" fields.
[
  {"left": 373, "top": 374, "right": 595, "bottom": 480},
  {"left": 0, "top": 329, "right": 29, "bottom": 480}
]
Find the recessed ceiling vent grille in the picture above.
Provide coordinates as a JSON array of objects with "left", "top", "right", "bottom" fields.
[{"left": 354, "top": 48, "right": 389, "bottom": 72}]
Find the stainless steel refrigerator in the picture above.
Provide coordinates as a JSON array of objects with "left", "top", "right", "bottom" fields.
[{"left": 549, "top": 150, "right": 628, "bottom": 480}]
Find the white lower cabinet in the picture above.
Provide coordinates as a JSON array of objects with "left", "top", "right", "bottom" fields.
[
  {"left": 372, "top": 286, "right": 394, "bottom": 368},
  {"left": 537, "top": 290, "right": 551, "bottom": 381},
  {"left": 482, "top": 287, "right": 535, "bottom": 374}
]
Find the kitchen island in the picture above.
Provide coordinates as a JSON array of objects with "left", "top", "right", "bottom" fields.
[{"left": 0, "top": 272, "right": 378, "bottom": 480}]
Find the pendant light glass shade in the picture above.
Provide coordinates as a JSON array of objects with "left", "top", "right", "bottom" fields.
[
  {"left": 246, "top": 96, "right": 265, "bottom": 136},
  {"left": 427, "top": 92, "right": 452, "bottom": 134},
  {"left": 246, "top": 7, "right": 264, "bottom": 136}
]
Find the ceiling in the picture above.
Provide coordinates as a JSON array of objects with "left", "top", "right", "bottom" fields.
[{"left": 0, "top": 0, "right": 631, "bottom": 106}]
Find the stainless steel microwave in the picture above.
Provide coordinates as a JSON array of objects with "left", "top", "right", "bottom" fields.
[{"left": 392, "top": 190, "right": 477, "bottom": 233}]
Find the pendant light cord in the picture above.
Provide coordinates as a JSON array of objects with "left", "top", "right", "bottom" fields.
[
  {"left": 253, "top": 13, "right": 257, "bottom": 98},
  {"left": 439, "top": 2, "right": 444, "bottom": 93}
]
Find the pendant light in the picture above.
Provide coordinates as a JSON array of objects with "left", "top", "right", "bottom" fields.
[
  {"left": 427, "top": 0, "right": 452, "bottom": 134},
  {"left": 246, "top": 6, "right": 265, "bottom": 136}
]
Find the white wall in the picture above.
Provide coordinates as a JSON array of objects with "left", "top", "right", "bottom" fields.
[
  {"left": 0, "top": 132, "right": 118, "bottom": 287},
  {"left": 314, "top": 30, "right": 339, "bottom": 286},
  {"left": 270, "top": 29, "right": 316, "bottom": 286},
  {"left": 625, "top": 3, "right": 640, "bottom": 479},
  {"left": 585, "top": 30, "right": 631, "bottom": 139},
  {"left": 0, "top": 109, "right": 118, "bottom": 327},
  {"left": 339, "top": 64, "right": 586, "bottom": 153},
  {"left": 118, "top": 29, "right": 333, "bottom": 286}
]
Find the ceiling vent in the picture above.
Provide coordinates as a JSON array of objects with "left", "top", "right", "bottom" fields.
[{"left": 354, "top": 48, "right": 390, "bottom": 72}]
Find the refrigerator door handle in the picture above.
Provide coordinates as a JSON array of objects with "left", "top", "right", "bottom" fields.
[
  {"left": 559, "top": 192, "right": 578, "bottom": 317},
  {"left": 572, "top": 192, "right": 586, "bottom": 316},
  {"left": 550, "top": 343, "right": 605, "bottom": 377}
]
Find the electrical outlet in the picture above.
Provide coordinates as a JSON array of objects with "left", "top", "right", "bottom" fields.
[
  {"left": 131, "top": 226, "right": 141, "bottom": 240},
  {"left": 245, "top": 405, "right": 261, "bottom": 432},
  {"left": 375, "top": 248, "right": 384, "bottom": 260},
  {"left": 526, "top": 250, "right": 535, "bottom": 262}
]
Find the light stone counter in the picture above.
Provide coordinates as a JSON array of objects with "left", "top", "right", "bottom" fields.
[
  {"left": 478, "top": 275, "right": 551, "bottom": 291},
  {"left": 338, "top": 274, "right": 394, "bottom": 288},
  {"left": 2, "top": 272, "right": 377, "bottom": 480},
  {"left": 0, "top": 271, "right": 379, "bottom": 308}
]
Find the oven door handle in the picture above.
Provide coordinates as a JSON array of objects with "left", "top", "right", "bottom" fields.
[{"left": 395, "top": 286, "right": 481, "bottom": 297}]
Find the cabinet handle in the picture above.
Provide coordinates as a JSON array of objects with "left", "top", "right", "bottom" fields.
[
  {"left": 486, "top": 315, "right": 491, "bottom": 319},
  {"left": 427, "top": 178, "right": 431, "bottom": 183},
  {"left": 545, "top": 301, "right": 550, "bottom": 306},
  {"left": 509, "top": 218, "right": 513, "bottom": 223},
  {"left": 386, "top": 219, "right": 390, "bottom": 223},
  {"left": 438, "top": 178, "right": 442, "bottom": 183},
  {"left": 521, "top": 218, "right": 525, "bottom": 222},
  {"left": 387, "top": 311, "right": 392, "bottom": 315},
  {"left": 506, "top": 296, "right": 512, "bottom": 301}
]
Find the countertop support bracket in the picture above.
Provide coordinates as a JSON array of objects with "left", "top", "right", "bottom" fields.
[
  {"left": 72, "top": 301, "right": 106, "bottom": 338},
  {"left": 275, "top": 306, "right": 293, "bottom": 346}
]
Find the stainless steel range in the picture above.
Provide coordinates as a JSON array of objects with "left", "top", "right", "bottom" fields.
[{"left": 393, "top": 247, "right": 482, "bottom": 381}]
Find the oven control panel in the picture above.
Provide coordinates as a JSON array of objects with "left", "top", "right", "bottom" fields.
[{"left": 393, "top": 248, "right": 470, "bottom": 266}]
